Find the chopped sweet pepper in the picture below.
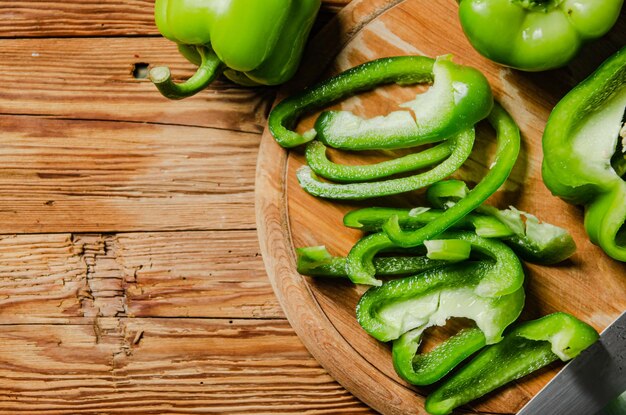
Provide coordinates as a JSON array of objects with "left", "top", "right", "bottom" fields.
[
  {"left": 150, "top": 0, "right": 320, "bottom": 99},
  {"left": 426, "top": 313, "right": 599, "bottom": 415},
  {"left": 345, "top": 104, "right": 520, "bottom": 284},
  {"left": 356, "top": 235, "right": 525, "bottom": 382},
  {"left": 268, "top": 55, "right": 493, "bottom": 148},
  {"left": 542, "top": 46, "right": 626, "bottom": 261},
  {"left": 343, "top": 181, "right": 577, "bottom": 266},
  {"left": 458, "top": 0, "right": 624, "bottom": 71}
]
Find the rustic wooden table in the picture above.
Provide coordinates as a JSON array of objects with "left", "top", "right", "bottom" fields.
[{"left": 0, "top": 1, "right": 374, "bottom": 413}]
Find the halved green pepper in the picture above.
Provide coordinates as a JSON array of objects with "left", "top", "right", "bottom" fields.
[
  {"left": 542, "top": 46, "right": 626, "bottom": 261},
  {"left": 151, "top": 0, "right": 320, "bottom": 99},
  {"left": 268, "top": 55, "right": 493, "bottom": 148},
  {"left": 458, "top": 0, "right": 624, "bottom": 71},
  {"left": 426, "top": 313, "right": 599, "bottom": 415}
]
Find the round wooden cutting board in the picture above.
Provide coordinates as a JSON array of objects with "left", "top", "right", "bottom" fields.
[{"left": 256, "top": 1, "right": 626, "bottom": 414}]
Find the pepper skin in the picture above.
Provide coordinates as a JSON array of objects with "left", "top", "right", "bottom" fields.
[
  {"left": 345, "top": 104, "right": 520, "bottom": 284},
  {"left": 356, "top": 240, "right": 525, "bottom": 382},
  {"left": 542, "top": 46, "right": 626, "bottom": 261},
  {"left": 296, "top": 127, "right": 475, "bottom": 200},
  {"left": 458, "top": 0, "right": 624, "bottom": 71},
  {"left": 150, "top": 0, "right": 320, "bottom": 99},
  {"left": 296, "top": 246, "right": 450, "bottom": 279},
  {"left": 425, "top": 313, "right": 599, "bottom": 415},
  {"left": 268, "top": 55, "right": 492, "bottom": 148}
]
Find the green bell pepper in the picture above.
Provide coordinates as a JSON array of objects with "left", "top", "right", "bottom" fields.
[
  {"left": 343, "top": 187, "right": 577, "bottom": 265},
  {"left": 296, "top": 246, "right": 451, "bottom": 279},
  {"left": 458, "top": 0, "right": 624, "bottom": 71},
  {"left": 356, "top": 239, "right": 525, "bottom": 382},
  {"left": 296, "top": 127, "right": 475, "bottom": 200},
  {"left": 305, "top": 139, "right": 454, "bottom": 183},
  {"left": 426, "top": 313, "right": 599, "bottom": 415},
  {"left": 345, "top": 104, "right": 520, "bottom": 284},
  {"left": 150, "top": 0, "right": 320, "bottom": 99},
  {"left": 268, "top": 55, "right": 493, "bottom": 148},
  {"left": 542, "top": 46, "right": 626, "bottom": 261}
]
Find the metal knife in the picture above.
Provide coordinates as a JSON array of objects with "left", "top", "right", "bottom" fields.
[{"left": 517, "top": 311, "right": 626, "bottom": 415}]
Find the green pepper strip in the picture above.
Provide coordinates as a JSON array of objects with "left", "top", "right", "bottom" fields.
[
  {"left": 345, "top": 104, "right": 520, "bottom": 283},
  {"left": 296, "top": 246, "right": 449, "bottom": 278},
  {"left": 343, "top": 195, "right": 576, "bottom": 264},
  {"left": 344, "top": 206, "right": 513, "bottom": 238},
  {"left": 425, "top": 313, "right": 599, "bottom": 415},
  {"left": 393, "top": 327, "right": 486, "bottom": 386},
  {"left": 296, "top": 127, "right": 474, "bottom": 200},
  {"left": 305, "top": 140, "right": 453, "bottom": 183},
  {"left": 356, "top": 256, "right": 524, "bottom": 341},
  {"left": 382, "top": 104, "right": 520, "bottom": 245},
  {"left": 268, "top": 56, "right": 435, "bottom": 148},
  {"left": 312, "top": 55, "right": 493, "bottom": 150},
  {"left": 356, "top": 251, "right": 524, "bottom": 383},
  {"left": 149, "top": 45, "right": 225, "bottom": 100}
]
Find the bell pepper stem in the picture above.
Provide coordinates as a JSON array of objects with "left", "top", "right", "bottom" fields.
[{"left": 150, "top": 45, "right": 224, "bottom": 100}]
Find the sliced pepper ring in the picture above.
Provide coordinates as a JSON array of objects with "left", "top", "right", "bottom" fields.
[
  {"left": 425, "top": 313, "right": 599, "bottom": 415},
  {"left": 345, "top": 104, "right": 520, "bottom": 283},
  {"left": 313, "top": 55, "right": 493, "bottom": 150},
  {"left": 268, "top": 55, "right": 493, "bottom": 148},
  {"left": 356, "top": 249, "right": 525, "bottom": 384},
  {"left": 296, "top": 127, "right": 474, "bottom": 200},
  {"left": 305, "top": 139, "right": 454, "bottom": 183}
]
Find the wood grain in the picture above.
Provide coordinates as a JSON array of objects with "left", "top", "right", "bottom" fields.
[
  {"left": 0, "top": 318, "right": 372, "bottom": 414},
  {"left": 0, "top": 0, "right": 353, "bottom": 38},
  {"left": 0, "top": 37, "right": 273, "bottom": 132},
  {"left": 0, "top": 115, "right": 258, "bottom": 233},
  {"left": 257, "top": 0, "right": 626, "bottom": 414},
  {"left": 0, "top": 1, "right": 374, "bottom": 414},
  {"left": 0, "top": 231, "right": 282, "bottom": 324}
]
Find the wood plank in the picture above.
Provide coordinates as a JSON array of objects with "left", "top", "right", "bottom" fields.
[
  {"left": 0, "top": 231, "right": 281, "bottom": 324},
  {"left": 0, "top": 318, "right": 373, "bottom": 414},
  {"left": 0, "top": 1, "right": 352, "bottom": 38},
  {"left": 0, "top": 37, "right": 273, "bottom": 132},
  {"left": 0, "top": 115, "right": 258, "bottom": 233}
]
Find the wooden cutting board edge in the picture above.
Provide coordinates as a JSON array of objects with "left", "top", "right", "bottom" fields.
[{"left": 255, "top": 1, "right": 435, "bottom": 414}]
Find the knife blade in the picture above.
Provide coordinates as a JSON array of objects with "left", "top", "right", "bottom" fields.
[{"left": 517, "top": 311, "right": 626, "bottom": 415}]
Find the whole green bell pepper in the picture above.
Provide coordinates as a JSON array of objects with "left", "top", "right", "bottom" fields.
[
  {"left": 458, "top": 0, "right": 624, "bottom": 71},
  {"left": 426, "top": 313, "right": 599, "bottom": 415},
  {"left": 150, "top": 0, "right": 320, "bottom": 99},
  {"left": 542, "top": 46, "right": 626, "bottom": 261}
]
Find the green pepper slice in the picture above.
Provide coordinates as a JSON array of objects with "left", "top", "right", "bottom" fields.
[
  {"left": 345, "top": 104, "right": 520, "bottom": 283},
  {"left": 314, "top": 56, "right": 493, "bottom": 150},
  {"left": 296, "top": 127, "right": 474, "bottom": 200},
  {"left": 542, "top": 46, "right": 626, "bottom": 261},
  {"left": 425, "top": 313, "right": 599, "bottom": 415},
  {"left": 305, "top": 139, "right": 454, "bottom": 183},
  {"left": 357, "top": 251, "right": 525, "bottom": 383},
  {"left": 268, "top": 55, "right": 493, "bottom": 148},
  {"left": 296, "top": 246, "right": 450, "bottom": 279}
]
